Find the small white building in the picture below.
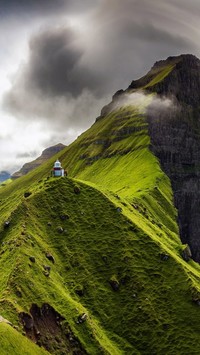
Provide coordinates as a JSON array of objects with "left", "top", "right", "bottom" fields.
[{"left": 52, "top": 159, "right": 65, "bottom": 177}]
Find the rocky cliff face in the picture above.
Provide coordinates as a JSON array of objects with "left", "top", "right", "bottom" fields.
[
  {"left": 98, "top": 54, "right": 200, "bottom": 262},
  {"left": 145, "top": 55, "right": 200, "bottom": 262}
]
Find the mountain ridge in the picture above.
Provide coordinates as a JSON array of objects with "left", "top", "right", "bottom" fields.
[
  {"left": 93, "top": 53, "right": 200, "bottom": 262},
  {"left": 1, "top": 54, "right": 200, "bottom": 353}
]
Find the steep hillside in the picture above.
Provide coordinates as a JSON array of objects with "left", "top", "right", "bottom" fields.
[
  {"left": 0, "top": 322, "right": 49, "bottom": 355},
  {"left": 12, "top": 143, "right": 65, "bottom": 179},
  {"left": 1, "top": 176, "right": 200, "bottom": 354},
  {"left": 1, "top": 54, "right": 200, "bottom": 354}
]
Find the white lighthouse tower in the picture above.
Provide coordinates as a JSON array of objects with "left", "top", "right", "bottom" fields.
[{"left": 52, "top": 159, "right": 65, "bottom": 177}]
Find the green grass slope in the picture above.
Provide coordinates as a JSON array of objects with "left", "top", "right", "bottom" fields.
[
  {"left": 0, "top": 322, "right": 49, "bottom": 355},
  {"left": 1, "top": 177, "right": 200, "bottom": 354},
  {"left": 1, "top": 63, "right": 200, "bottom": 353}
]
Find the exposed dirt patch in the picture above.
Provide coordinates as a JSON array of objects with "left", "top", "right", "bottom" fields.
[{"left": 20, "top": 303, "right": 86, "bottom": 354}]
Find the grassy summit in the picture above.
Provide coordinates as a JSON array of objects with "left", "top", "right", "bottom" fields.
[{"left": 1, "top": 57, "right": 200, "bottom": 353}]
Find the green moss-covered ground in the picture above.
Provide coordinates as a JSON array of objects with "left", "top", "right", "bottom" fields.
[
  {"left": 0, "top": 322, "right": 49, "bottom": 355},
  {"left": 1, "top": 177, "right": 200, "bottom": 354},
  {"left": 1, "top": 63, "right": 200, "bottom": 353}
]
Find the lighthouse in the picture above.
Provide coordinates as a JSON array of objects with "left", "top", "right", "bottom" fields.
[{"left": 52, "top": 159, "right": 65, "bottom": 177}]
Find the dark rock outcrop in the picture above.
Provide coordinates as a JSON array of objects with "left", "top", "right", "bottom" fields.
[
  {"left": 146, "top": 54, "right": 200, "bottom": 262},
  {"left": 109, "top": 278, "right": 120, "bottom": 291},
  {"left": 77, "top": 313, "right": 87, "bottom": 324},
  {"left": 29, "top": 256, "right": 36, "bottom": 263},
  {"left": 57, "top": 226, "right": 64, "bottom": 233},
  {"left": 45, "top": 252, "right": 55, "bottom": 264},
  {"left": 74, "top": 186, "right": 81, "bottom": 195},
  {"left": 160, "top": 253, "right": 170, "bottom": 261},
  {"left": 24, "top": 191, "right": 32, "bottom": 198},
  {"left": 20, "top": 304, "right": 86, "bottom": 354},
  {"left": 181, "top": 245, "right": 192, "bottom": 262},
  {"left": 4, "top": 221, "right": 10, "bottom": 229}
]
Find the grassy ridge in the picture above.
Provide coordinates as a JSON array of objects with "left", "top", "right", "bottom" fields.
[
  {"left": 1, "top": 177, "right": 200, "bottom": 354},
  {"left": 1, "top": 175, "right": 200, "bottom": 354}
]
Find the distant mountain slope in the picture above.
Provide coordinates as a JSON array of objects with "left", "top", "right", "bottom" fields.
[
  {"left": 1, "top": 54, "right": 200, "bottom": 354},
  {"left": 12, "top": 143, "right": 65, "bottom": 179}
]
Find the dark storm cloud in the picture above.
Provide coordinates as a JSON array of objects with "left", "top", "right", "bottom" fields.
[
  {"left": 27, "top": 27, "right": 83, "bottom": 96},
  {"left": 1, "top": 0, "right": 65, "bottom": 11},
  {"left": 122, "top": 22, "right": 191, "bottom": 48},
  {"left": 25, "top": 27, "right": 106, "bottom": 97},
  {"left": 3, "top": 0, "right": 198, "bottom": 133},
  {"left": 0, "top": 0, "right": 95, "bottom": 16},
  {"left": 3, "top": 26, "right": 108, "bottom": 131},
  {"left": 3, "top": 24, "right": 109, "bottom": 121}
]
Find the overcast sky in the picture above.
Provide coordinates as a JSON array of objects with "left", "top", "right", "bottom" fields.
[{"left": 0, "top": 0, "right": 200, "bottom": 172}]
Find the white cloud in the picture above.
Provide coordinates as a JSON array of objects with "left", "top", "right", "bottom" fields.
[
  {"left": 108, "top": 90, "right": 174, "bottom": 115},
  {"left": 0, "top": 90, "right": 109, "bottom": 172}
]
